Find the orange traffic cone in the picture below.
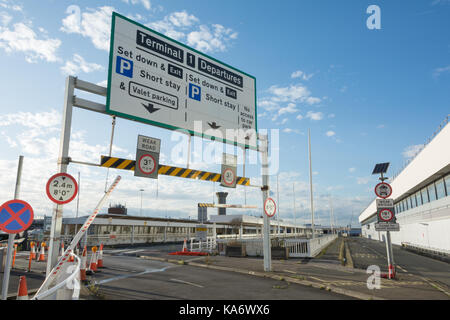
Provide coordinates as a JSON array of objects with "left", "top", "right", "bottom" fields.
[
  {"left": 37, "top": 243, "right": 46, "bottom": 262},
  {"left": 97, "top": 244, "right": 104, "bottom": 268},
  {"left": 182, "top": 238, "right": 188, "bottom": 252},
  {"left": 30, "top": 242, "right": 36, "bottom": 260},
  {"left": 89, "top": 246, "right": 98, "bottom": 273},
  {"left": 17, "top": 276, "right": 29, "bottom": 300},
  {"left": 80, "top": 246, "right": 87, "bottom": 282},
  {"left": 388, "top": 264, "right": 396, "bottom": 279}
]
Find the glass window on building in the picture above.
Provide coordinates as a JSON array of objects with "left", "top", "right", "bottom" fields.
[
  {"left": 444, "top": 174, "right": 450, "bottom": 196},
  {"left": 405, "top": 199, "right": 409, "bottom": 210},
  {"left": 421, "top": 188, "right": 429, "bottom": 204},
  {"left": 410, "top": 195, "right": 416, "bottom": 209},
  {"left": 415, "top": 191, "right": 423, "bottom": 206},
  {"left": 435, "top": 178, "right": 446, "bottom": 200},
  {"left": 428, "top": 183, "right": 437, "bottom": 202}
]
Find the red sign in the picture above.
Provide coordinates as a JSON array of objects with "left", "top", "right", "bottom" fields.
[
  {"left": 264, "top": 198, "right": 276, "bottom": 217},
  {"left": 46, "top": 173, "right": 78, "bottom": 205},
  {"left": 374, "top": 182, "right": 392, "bottom": 199}
]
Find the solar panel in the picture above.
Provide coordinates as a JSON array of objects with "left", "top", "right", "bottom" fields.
[{"left": 372, "top": 162, "right": 390, "bottom": 175}]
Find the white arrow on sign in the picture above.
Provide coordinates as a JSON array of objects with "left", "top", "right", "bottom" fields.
[{"left": 46, "top": 173, "right": 78, "bottom": 205}]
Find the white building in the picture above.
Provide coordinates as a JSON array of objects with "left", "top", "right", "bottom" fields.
[{"left": 359, "top": 116, "right": 450, "bottom": 254}]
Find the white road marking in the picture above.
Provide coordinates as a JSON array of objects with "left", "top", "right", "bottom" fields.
[
  {"left": 95, "top": 266, "right": 171, "bottom": 285},
  {"left": 170, "top": 278, "right": 204, "bottom": 288}
]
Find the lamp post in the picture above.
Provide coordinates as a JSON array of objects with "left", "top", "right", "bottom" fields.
[{"left": 139, "top": 189, "right": 144, "bottom": 216}]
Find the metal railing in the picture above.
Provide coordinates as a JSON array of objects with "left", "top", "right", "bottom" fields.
[{"left": 190, "top": 237, "right": 216, "bottom": 252}]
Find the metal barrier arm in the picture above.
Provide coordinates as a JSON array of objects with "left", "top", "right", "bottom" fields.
[{"left": 32, "top": 253, "right": 81, "bottom": 300}]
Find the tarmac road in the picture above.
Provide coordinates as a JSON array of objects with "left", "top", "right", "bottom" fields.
[{"left": 91, "top": 249, "right": 354, "bottom": 300}]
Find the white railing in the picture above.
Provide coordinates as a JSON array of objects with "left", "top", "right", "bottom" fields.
[
  {"left": 190, "top": 237, "right": 216, "bottom": 252},
  {"left": 33, "top": 252, "right": 81, "bottom": 300},
  {"left": 217, "top": 234, "right": 338, "bottom": 258},
  {"left": 401, "top": 241, "right": 450, "bottom": 257}
]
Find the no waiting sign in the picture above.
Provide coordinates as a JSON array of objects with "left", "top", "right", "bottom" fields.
[{"left": 46, "top": 173, "right": 78, "bottom": 205}]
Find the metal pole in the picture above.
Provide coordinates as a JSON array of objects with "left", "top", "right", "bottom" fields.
[
  {"left": 260, "top": 134, "right": 271, "bottom": 272},
  {"left": 292, "top": 183, "right": 296, "bottom": 231},
  {"left": 76, "top": 172, "right": 80, "bottom": 218},
  {"left": 186, "top": 132, "right": 192, "bottom": 169},
  {"left": 47, "top": 76, "right": 75, "bottom": 276},
  {"left": 1, "top": 155, "right": 23, "bottom": 300},
  {"left": 385, "top": 231, "right": 395, "bottom": 279},
  {"left": 243, "top": 146, "right": 247, "bottom": 205},
  {"left": 104, "top": 116, "right": 116, "bottom": 193},
  {"left": 308, "top": 129, "right": 315, "bottom": 239},
  {"left": 277, "top": 174, "right": 280, "bottom": 235}
]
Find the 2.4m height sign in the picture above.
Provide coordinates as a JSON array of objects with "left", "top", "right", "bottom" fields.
[{"left": 106, "top": 13, "right": 257, "bottom": 149}]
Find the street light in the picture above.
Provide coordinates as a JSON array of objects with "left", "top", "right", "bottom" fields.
[{"left": 139, "top": 189, "right": 144, "bottom": 216}]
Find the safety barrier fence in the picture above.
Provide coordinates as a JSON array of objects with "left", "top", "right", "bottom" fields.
[
  {"left": 401, "top": 241, "right": 450, "bottom": 258},
  {"left": 32, "top": 252, "right": 80, "bottom": 300},
  {"left": 189, "top": 237, "right": 217, "bottom": 253},
  {"left": 216, "top": 234, "right": 338, "bottom": 258}
]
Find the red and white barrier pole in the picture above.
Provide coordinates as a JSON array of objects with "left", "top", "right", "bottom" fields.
[{"left": 97, "top": 244, "right": 104, "bottom": 268}]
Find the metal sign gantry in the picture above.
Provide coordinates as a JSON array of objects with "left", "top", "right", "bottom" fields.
[{"left": 46, "top": 75, "right": 274, "bottom": 280}]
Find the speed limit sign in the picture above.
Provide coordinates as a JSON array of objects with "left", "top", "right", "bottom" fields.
[
  {"left": 222, "top": 168, "right": 236, "bottom": 187},
  {"left": 264, "top": 198, "right": 276, "bottom": 217},
  {"left": 138, "top": 154, "right": 156, "bottom": 174},
  {"left": 46, "top": 173, "right": 78, "bottom": 204},
  {"left": 378, "top": 208, "right": 394, "bottom": 222}
]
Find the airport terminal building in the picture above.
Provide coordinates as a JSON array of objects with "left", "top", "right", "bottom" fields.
[{"left": 359, "top": 116, "right": 450, "bottom": 254}]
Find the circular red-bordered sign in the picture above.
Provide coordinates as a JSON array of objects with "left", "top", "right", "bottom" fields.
[
  {"left": 46, "top": 173, "right": 78, "bottom": 205},
  {"left": 374, "top": 182, "right": 392, "bottom": 199},
  {"left": 264, "top": 197, "right": 277, "bottom": 217},
  {"left": 0, "top": 199, "right": 34, "bottom": 234},
  {"left": 138, "top": 154, "right": 157, "bottom": 175},
  {"left": 379, "top": 208, "right": 394, "bottom": 222},
  {"left": 222, "top": 168, "right": 236, "bottom": 186}
]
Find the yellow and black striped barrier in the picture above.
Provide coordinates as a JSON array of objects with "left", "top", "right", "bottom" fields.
[
  {"left": 100, "top": 156, "right": 250, "bottom": 186},
  {"left": 198, "top": 203, "right": 216, "bottom": 208}
]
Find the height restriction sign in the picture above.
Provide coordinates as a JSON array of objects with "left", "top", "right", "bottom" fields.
[{"left": 46, "top": 173, "right": 78, "bottom": 205}]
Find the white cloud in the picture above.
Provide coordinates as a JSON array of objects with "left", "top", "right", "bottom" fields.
[
  {"left": 61, "top": 54, "right": 104, "bottom": 75},
  {"left": 306, "top": 111, "right": 323, "bottom": 121},
  {"left": 61, "top": 6, "right": 114, "bottom": 51},
  {"left": 187, "top": 24, "right": 237, "bottom": 53},
  {"left": 0, "top": 1, "right": 22, "bottom": 12},
  {"left": 0, "top": 22, "right": 61, "bottom": 63},
  {"left": 296, "top": 114, "right": 303, "bottom": 120},
  {"left": 122, "top": 0, "right": 152, "bottom": 10},
  {"left": 357, "top": 176, "right": 371, "bottom": 185},
  {"left": 282, "top": 128, "right": 301, "bottom": 134},
  {"left": 291, "top": 70, "right": 314, "bottom": 81},
  {"left": 377, "top": 124, "right": 385, "bottom": 129},
  {"left": 402, "top": 144, "right": 424, "bottom": 159},
  {"left": 148, "top": 11, "right": 237, "bottom": 53},
  {"left": 325, "top": 130, "right": 335, "bottom": 137},
  {"left": 433, "top": 65, "right": 450, "bottom": 78},
  {"left": 0, "top": 11, "right": 12, "bottom": 26}
]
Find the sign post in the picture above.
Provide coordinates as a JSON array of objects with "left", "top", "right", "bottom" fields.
[
  {"left": 372, "top": 163, "right": 397, "bottom": 279},
  {"left": 1, "top": 155, "right": 34, "bottom": 300},
  {"left": 260, "top": 134, "right": 271, "bottom": 272},
  {"left": 134, "top": 135, "right": 160, "bottom": 179},
  {"left": 220, "top": 153, "right": 237, "bottom": 188}
]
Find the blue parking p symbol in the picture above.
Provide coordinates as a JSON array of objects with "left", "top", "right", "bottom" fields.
[
  {"left": 189, "top": 83, "right": 201, "bottom": 101},
  {"left": 116, "top": 56, "right": 133, "bottom": 78}
]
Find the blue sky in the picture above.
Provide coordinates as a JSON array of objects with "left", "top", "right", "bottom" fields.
[{"left": 0, "top": 0, "right": 448, "bottom": 227}]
